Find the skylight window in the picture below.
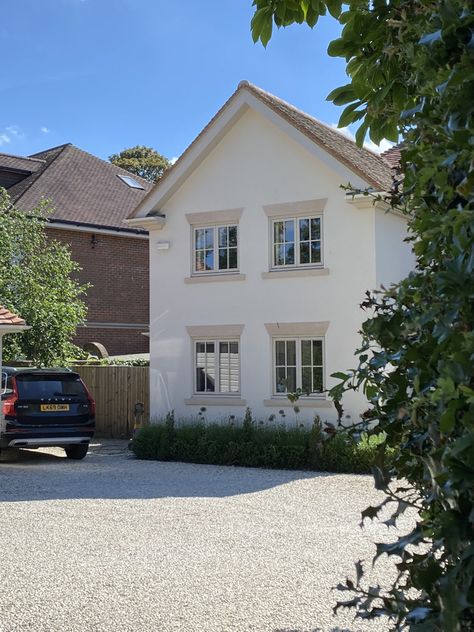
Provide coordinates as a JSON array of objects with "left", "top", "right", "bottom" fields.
[{"left": 117, "top": 174, "right": 145, "bottom": 190}]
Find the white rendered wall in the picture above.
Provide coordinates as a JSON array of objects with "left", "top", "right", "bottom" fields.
[
  {"left": 375, "top": 209, "right": 415, "bottom": 288},
  {"left": 148, "top": 109, "right": 406, "bottom": 425}
]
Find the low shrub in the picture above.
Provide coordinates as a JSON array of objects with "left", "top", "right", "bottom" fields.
[{"left": 132, "top": 410, "right": 390, "bottom": 474}]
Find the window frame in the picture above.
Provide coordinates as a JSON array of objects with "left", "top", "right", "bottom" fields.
[
  {"left": 192, "top": 223, "right": 239, "bottom": 276},
  {"left": 272, "top": 336, "right": 325, "bottom": 398},
  {"left": 193, "top": 338, "right": 241, "bottom": 396},
  {"left": 270, "top": 215, "right": 323, "bottom": 270}
]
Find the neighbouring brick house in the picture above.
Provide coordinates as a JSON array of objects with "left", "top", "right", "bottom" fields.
[{"left": 0, "top": 144, "right": 152, "bottom": 355}]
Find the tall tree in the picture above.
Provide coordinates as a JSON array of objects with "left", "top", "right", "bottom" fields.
[
  {"left": 109, "top": 145, "right": 170, "bottom": 183},
  {"left": 0, "top": 190, "right": 89, "bottom": 366},
  {"left": 252, "top": 2, "right": 474, "bottom": 630}
]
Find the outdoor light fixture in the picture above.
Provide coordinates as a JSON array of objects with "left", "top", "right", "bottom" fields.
[
  {"left": 156, "top": 241, "right": 170, "bottom": 250},
  {"left": 90, "top": 234, "right": 98, "bottom": 249}
]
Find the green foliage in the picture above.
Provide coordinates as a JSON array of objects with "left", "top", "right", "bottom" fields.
[
  {"left": 132, "top": 414, "right": 384, "bottom": 474},
  {"left": 0, "top": 190, "right": 88, "bottom": 366},
  {"left": 251, "top": 0, "right": 474, "bottom": 629},
  {"left": 109, "top": 145, "right": 170, "bottom": 183}
]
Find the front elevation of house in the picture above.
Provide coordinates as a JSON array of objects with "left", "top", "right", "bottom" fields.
[{"left": 128, "top": 81, "right": 414, "bottom": 425}]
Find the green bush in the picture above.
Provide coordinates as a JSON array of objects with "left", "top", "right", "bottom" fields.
[{"left": 132, "top": 413, "right": 387, "bottom": 474}]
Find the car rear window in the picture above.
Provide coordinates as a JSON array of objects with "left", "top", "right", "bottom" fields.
[{"left": 15, "top": 374, "right": 88, "bottom": 400}]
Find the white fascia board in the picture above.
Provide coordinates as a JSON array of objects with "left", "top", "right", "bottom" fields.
[
  {"left": 124, "top": 216, "right": 166, "bottom": 232},
  {"left": 0, "top": 325, "right": 30, "bottom": 335},
  {"left": 48, "top": 221, "right": 149, "bottom": 240},
  {"left": 131, "top": 95, "right": 251, "bottom": 218},
  {"left": 346, "top": 193, "right": 408, "bottom": 219}
]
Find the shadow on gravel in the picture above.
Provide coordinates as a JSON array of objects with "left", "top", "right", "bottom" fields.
[
  {"left": 0, "top": 442, "right": 338, "bottom": 502},
  {"left": 275, "top": 628, "right": 354, "bottom": 632}
]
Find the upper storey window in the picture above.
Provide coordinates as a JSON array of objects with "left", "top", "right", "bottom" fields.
[
  {"left": 272, "top": 216, "right": 322, "bottom": 268},
  {"left": 193, "top": 225, "right": 238, "bottom": 274}
]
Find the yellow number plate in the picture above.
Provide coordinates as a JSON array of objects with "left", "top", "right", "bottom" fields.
[{"left": 40, "top": 404, "right": 70, "bottom": 412}]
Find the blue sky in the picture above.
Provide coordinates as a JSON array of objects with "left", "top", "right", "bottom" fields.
[{"left": 1, "top": 0, "right": 386, "bottom": 161}]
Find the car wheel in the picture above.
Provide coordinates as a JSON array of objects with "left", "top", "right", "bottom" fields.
[{"left": 64, "top": 444, "right": 89, "bottom": 460}]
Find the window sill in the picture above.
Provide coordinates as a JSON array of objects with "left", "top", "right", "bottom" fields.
[
  {"left": 184, "top": 273, "right": 246, "bottom": 284},
  {"left": 185, "top": 397, "right": 247, "bottom": 407},
  {"left": 261, "top": 267, "right": 329, "bottom": 279},
  {"left": 263, "top": 398, "right": 333, "bottom": 409}
]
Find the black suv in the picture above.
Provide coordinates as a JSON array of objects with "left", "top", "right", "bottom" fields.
[{"left": 1, "top": 367, "right": 95, "bottom": 460}]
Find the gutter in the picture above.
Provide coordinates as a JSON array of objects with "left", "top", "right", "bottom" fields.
[{"left": 46, "top": 217, "right": 149, "bottom": 239}]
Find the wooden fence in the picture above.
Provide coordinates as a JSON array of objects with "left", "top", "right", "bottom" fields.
[{"left": 73, "top": 365, "right": 149, "bottom": 438}]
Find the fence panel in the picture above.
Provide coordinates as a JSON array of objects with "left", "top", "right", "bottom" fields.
[{"left": 73, "top": 365, "right": 149, "bottom": 438}]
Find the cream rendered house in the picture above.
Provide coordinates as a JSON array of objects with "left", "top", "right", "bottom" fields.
[{"left": 127, "top": 82, "right": 414, "bottom": 425}]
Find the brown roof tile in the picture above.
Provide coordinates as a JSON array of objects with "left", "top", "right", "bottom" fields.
[
  {"left": 381, "top": 145, "right": 402, "bottom": 169},
  {"left": 0, "top": 306, "right": 26, "bottom": 326},
  {"left": 6, "top": 144, "right": 152, "bottom": 231}
]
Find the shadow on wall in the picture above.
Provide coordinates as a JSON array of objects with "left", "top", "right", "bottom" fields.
[{"left": 0, "top": 444, "right": 341, "bottom": 503}]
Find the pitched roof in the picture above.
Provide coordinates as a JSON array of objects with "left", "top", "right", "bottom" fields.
[
  {"left": 6, "top": 144, "right": 152, "bottom": 232},
  {"left": 130, "top": 81, "right": 394, "bottom": 219},
  {"left": 0, "top": 306, "right": 26, "bottom": 326},
  {"left": 381, "top": 145, "right": 402, "bottom": 169},
  {"left": 0, "top": 152, "right": 45, "bottom": 173}
]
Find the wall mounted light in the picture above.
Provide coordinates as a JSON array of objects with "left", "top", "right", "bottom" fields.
[
  {"left": 156, "top": 241, "right": 170, "bottom": 251},
  {"left": 91, "top": 234, "right": 98, "bottom": 249}
]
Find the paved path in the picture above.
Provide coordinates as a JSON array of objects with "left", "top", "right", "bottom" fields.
[{"left": 0, "top": 442, "right": 410, "bottom": 631}]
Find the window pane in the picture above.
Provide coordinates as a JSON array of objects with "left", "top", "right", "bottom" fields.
[
  {"left": 275, "top": 341, "right": 286, "bottom": 366},
  {"left": 230, "top": 342, "right": 238, "bottom": 354},
  {"left": 274, "top": 221, "right": 284, "bottom": 243},
  {"left": 284, "top": 220, "right": 294, "bottom": 242},
  {"left": 195, "top": 229, "right": 206, "bottom": 249},
  {"left": 313, "top": 340, "right": 323, "bottom": 365},
  {"left": 313, "top": 367, "right": 323, "bottom": 393},
  {"left": 195, "top": 251, "right": 205, "bottom": 272},
  {"left": 311, "top": 218, "right": 321, "bottom": 240},
  {"left": 196, "top": 342, "right": 205, "bottom": 354},
  {"left": 311, "top": 242, "right": 321, "bottom": 263},
  {"left": 196, "top": 342, "right": 215, "bottom": 392},
  {"left": 228, "top": 226, "right": 237, "bottom": 247},
  {"left": 276, "top": 367, "right": 287, "bottom": 393},
  {"left": 196, "top": 368, "right": 206, "bottom": 392},
  {"left": 204, "top": 228, "right": 214, "bottom": 248},
  {"left": 274, "top": 244, "right": 285, "bottom": 266},
  {"left": 218, "top": 226, "right": 228, "bottom": 247},
  {"left": 229, "top": 248, "right": 238, "bottom": 269},
  {"left": 218, "top": 248, "right": 228, "bottom": 270},
  {"left": 286, "top": 367, "right": 297, "bottom": 392},
  {"left": 205, "top": 250, "right": 214, "bottom": 270},
  {"left": 299, "top": 218, "right": 310, "bottom": 241},
  {"left": 284, "top": 243, "right": 295, "bottom": 265},
  {"left": 300, "top": 242, "right": 310, "bottom": 264},
  {"left": 219, "top": 342, "right": 229, "bottom": 354},
  {"left": 286, "top": 340, "right": 296, "bottom": 366},
  {"left": 302, "top": 367, "right": 312, "bottom": 394},
  {"left": 301, "top": 340, "right": 311, "bottom": 365}
]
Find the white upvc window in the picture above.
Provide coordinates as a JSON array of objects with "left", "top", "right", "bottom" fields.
[
  {"left": 273, "top": 338, "right": 324, "bottom": 396},
  {"left": 193, "top": 225, "right": 238, "bottom": 274},
  {"left": 272, "top": 216, "right": 322, "bottom": 268},
  {"left": 195, "top": 340, "right": 240, "bottom": 394}
]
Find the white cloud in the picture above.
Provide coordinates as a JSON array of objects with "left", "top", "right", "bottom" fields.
[
  {"left": 6, "top": 125, "right": 23, "bottom": 138},
  {"left": 40, "top": 126, "right": 51, "bottom": 134},
  {"left": 0, "top": 133, "right": 11, "bottom": 147},
  {"left": 330, "top": 123, "right": 393, "bottom": 154}
]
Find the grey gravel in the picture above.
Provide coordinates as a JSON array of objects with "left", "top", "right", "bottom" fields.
[{"left": 0, "top": 442, "right": 412, "bottom": 632}]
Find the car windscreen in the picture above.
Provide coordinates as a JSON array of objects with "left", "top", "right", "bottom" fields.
[{"left": 15, "top": 374, "right": 88, "bottom": 400}]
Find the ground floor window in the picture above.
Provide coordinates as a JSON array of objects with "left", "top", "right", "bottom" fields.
[
  {"left": 273, "top": 338, "right": 324, "bottom": 395},
  {"left": 195, "top": 340, "right": 240, "bottom": 394}
]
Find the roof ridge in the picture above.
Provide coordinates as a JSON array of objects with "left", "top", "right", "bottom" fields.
[
  {"left": 28, "top": 142, "right": 73, "bottom": 158},
  {"left": 12, "top": 144, "right": 71, "bottom": 207}
]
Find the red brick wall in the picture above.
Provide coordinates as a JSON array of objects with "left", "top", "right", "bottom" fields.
[{"left": 46, "top": 227, "right": 149, "bottom": 356}]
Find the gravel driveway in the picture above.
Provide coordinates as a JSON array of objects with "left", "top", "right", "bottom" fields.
[{"left": 0, "top": 441, "right": 410, "bottom": 632}]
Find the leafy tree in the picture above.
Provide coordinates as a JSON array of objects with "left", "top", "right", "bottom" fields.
[
  {"left": 109, "top": 145, "right": 170, "bottom": 183},
  {"left": 0, "top": 190, "right": 89, "bottom": 366},
  {"left": 252, "top": 1, "right": 474, "bottom": 630}
]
